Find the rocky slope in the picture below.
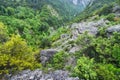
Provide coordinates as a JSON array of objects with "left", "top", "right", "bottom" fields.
[
  {"left": 6, "top": 6, "right": 120, "bottom": 80},
  {"left": 2, "top": 1, "right": 120, "bottom": 80},
  {"left": 6, "top": 70, "right": 79, "bottom": 80}
]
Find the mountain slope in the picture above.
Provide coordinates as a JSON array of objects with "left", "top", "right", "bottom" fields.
[
  {"left": 72, "top": 0, "right": 116, "bottom": 22},
  {"left": 0, "top": 0, "right": 92, "bottom": 20},
  {"left": 0, "top": 0, "right": 120, "bottom": 80}
]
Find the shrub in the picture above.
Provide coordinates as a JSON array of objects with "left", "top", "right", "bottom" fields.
[
  {"left": 51, "top": 51, "right": 68, "bottom": 69},
  {"left": 73, "top": 57, "right": 120, "bottom": 80},
  {"left": 73, "top": 57, "right": 97, "bottom": 80},
  {"left": 40, "top": 37, "right": 51, "bottom": 48},
  {"left": 0, "top": 35, "right": 41, "bottom": 75},
  {"left": 117, "top": 0, "right": 120, "bottom": 5},
  {"left": 106, "top": 13, "right": 115, "bottom": 21},
  {"left": 95, "top": 4, "right": 113, "bottom": 16},
  {"left": 96, "top": 64, "right": 120, "bottom": 80},
  {"left": 0, "top": 22, "right": 8, "bottom": 43}
]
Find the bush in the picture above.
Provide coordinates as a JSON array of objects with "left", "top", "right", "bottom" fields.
[
  {"left": 73, "top": 57, "right": 97, "bottom": 80},
  {"left": 95, "top": 4, "right": 113, "bottom": 16},
  {"left": 117, "top": 0, "right": 120, "bottom": 5},
  {"left": 106, "top": 13, "right": 115, "bottom": 21},
  {"left": 50, "top": 51, "right": 68, "bottom": 69},
  {"left": 0, "top": 35, "right": 41, "bottom": 75},
  {"left": 96, "top": 64, "right": 120, "bottom": 80},
  {"left": 0, "top": 22, "right": 8, "bottom": 43},
  {"left": 40, "top": 37, "right": 51, "bottom": 48},
  {"left": 73, "top": 57, "right": 120, "bottom": 80}
]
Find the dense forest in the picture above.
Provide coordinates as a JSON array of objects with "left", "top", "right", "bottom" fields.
[{"left": 0, "top": 0, "right": 120, "bottom": 80}]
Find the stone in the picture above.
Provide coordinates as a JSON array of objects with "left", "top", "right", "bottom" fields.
[
  {"left": 66, "top": 77, "right": 79, "bottom": 80},
  {"left": 29, "top": 76, "right": 34, "bottom": 80},
  {"left": 113, "top": 6, "right": 120, "bottom": 14},
  {"left": 107, "top": 25, "right": 120, "bottom": 33},
  {"left": 106, "top": 25, "right": 120, "bottom": 37},
  {"left": 6, "top": 70, "right": 79, "bottom": 80},
  {"left": 40, "top": 49, "right": 58, "bottom": 65},
  {"left": 61, "top": 34, "right": 70, "bottom": 39},
  {"left": 70, "top": 19, "right": 107, "bottom": 40},
  {"left": 69, "top": 46, "right": 80, "bottom": 53}
]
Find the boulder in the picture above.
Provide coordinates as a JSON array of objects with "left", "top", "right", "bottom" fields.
[
  {"left": 106, "top": 25, "right": 120, "bottom": 37},
  {"left": 107, "top": 25, "right": 120, "bottom": 33},
  {"left": 40, "top": 49, "right": 58, "bottom": 65}
]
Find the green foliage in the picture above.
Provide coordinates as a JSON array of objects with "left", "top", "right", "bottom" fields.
[
  {"left": 96, "top": 64, "right": 120, "bottom": 80},
  {"left": 74, "top": 57, "right": 97, "bottom": 80},
  {"left": 72, "top": 0, "right": 115, "bottom": 22},
  {"left": 50, "top": 51, "right": 68, "bottom": 69},
  {"left": 0, "top": 0, "right": 120, "bottom": 79},
  {"left": 0, "top": 22, "right": 8, "bottom": 43},
  {"left": 95, "top": 4, "right": 113, "bottom": 16},
  {"left": 40, "top": 37, "right": 51, "bottom": 48},
  {"left": 15, "top": 6, "right": 34, "bottom": 19},
  {"left": 117, "top": 0, "right": 120, "bottom": 5},
  {"left": 73, "top": 30, "right": 120, "bottom": 79},
  {"left": 0, "top": 4, "right": 63, "bottom": 48},
  {"left": 91, "top": 34, "right": 120, "bottom": 66},
  {"left": 0, "top": 35, "right": 41, "bottom": 74},
  {"left": 73, "top": 57, "right": 120, "bottom": 80},
  {"left": 106, "top": 13, "right": 115, "bottom": 21},
  {"left": 6, "top": 7, "right": 15, "bottom": 16}
]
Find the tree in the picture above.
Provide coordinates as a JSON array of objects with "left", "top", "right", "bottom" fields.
[
  {"left": 74, "top": 57, "right": 97, "bottom": 80},
  {"left": 117, "top": 0, "right": 120, "bottom": 5},
  {"left": 0, "top": 22, "right": 8, "bottom": 43},
  {"left": 0, "top": 35, "right": 41, "bottom": 74}
]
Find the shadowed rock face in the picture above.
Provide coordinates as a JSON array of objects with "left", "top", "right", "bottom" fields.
[
  {"left": 6, "top": 70, "right": 79, "bottom": 80},
  {"left": 40, "top": 49, "right": 58, "bottom": 65}
]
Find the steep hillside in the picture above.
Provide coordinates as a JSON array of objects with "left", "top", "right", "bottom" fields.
[
  {"left": 72, "top": 0, "right": 116, "bottom": 22},
  {"left": 0, "top": 0, "right": 120, "bottom": 80},
  {"left": 0, "top": 0, "right": 92, "bottom": 48},
  {"left": 47, "top": 0, "right": 92, "bottom": 19},
  {"left": 0, "top": 0, "right": 91, "bottom": 20}
]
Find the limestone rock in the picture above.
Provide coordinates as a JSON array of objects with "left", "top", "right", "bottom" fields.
[
  {"left": 7, "top": 70, "right": 79, "bottom": 80},
  {"left": 40, "top": 49, "right": 58, "bottom": 65},
  {"left": 107, "top": 25, "right": 120, "bottom": 33}
]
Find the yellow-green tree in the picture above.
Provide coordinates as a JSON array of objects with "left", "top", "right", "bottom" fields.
[
  {"left": 0, "top": 35, "right": 41, "bottom": 75},
  {"left": 0, "top": 22, "right": 8, "bottom": 43}
]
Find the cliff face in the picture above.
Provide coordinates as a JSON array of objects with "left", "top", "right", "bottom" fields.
[{"left": 72, "top": 0, "right": 92, "bottom": 7}]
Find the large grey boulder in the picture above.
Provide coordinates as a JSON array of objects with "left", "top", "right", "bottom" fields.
[
  {"left": 7, "top": 70, "right": 79, "bottom": 80},
  {"left": 40, "top": 49, "right": 58, "bottom": 65}
]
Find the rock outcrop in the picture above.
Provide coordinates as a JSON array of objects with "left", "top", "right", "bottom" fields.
[
  {"left": 40, "top": 49, "right": 58, "bottom": 65},
  {"left": 107, "top": 25, "right": 120, "bottom": 33},
  {"left": 53, "top": 19, "right": 108, "bottom": 53},
  {"left": 7, "top": 70, "right": 79, "bottom": 80},
  {"left": 71, "top": 19, "right": 108, "bottom": 39},
  {"left": 106, "top": 25, "right": 120, "bottom": 37}
]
